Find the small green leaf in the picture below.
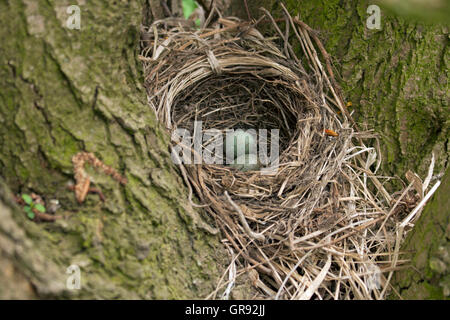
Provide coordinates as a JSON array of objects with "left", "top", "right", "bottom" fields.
[
  {"left": 22, "top": 194, "right": 33, "bottom": 205},
  {"left": 34, "top": 203, "right": 46, "bottom": 213},
  {"left": 182, "top": 0, "right": 197, "bottom": 19},
  {"left": 24, "top": 206, "right": 35, "bottom": 219}
]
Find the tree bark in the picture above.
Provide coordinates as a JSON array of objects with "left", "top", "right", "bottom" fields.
[{"left": 0, "top": 0, "right": 226, "bottom": 299}]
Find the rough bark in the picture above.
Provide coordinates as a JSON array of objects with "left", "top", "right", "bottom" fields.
[
  {"left": 0, "top": 0, "right": 448, "bottom": 299},
  {"left": 0, "top": 0, "right": 226, "bottom": 299}
]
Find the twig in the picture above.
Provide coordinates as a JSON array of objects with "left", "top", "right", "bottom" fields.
[
  {"left": 400, "top": 180, "right": 441, "bottom": 228},
  {"left": 225, "top": 191, "right": 265, "bottom": 241},
  {"left": 72, "top": 152, "right": 127, "bottom": 203}
]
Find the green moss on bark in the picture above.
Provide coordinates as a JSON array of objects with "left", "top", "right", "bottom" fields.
[{"left": 0, "top": 0, "right": 224, "bottom": 299}]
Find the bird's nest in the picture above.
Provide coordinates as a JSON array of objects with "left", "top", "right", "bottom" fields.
[{"left": 140, "top": 6, "right": 423, "bottom": 300}]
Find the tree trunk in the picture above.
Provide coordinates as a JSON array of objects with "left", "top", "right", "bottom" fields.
[
  {"left": 0, "top": 0, "right": 227, "bottom": 299},
  {"left": 0, "top": 0, "right": 448, "bottom": 299}
]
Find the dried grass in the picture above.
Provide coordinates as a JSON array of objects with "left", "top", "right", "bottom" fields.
[{"left": 140, "top": 5, "right": 433, "bottom": 300}]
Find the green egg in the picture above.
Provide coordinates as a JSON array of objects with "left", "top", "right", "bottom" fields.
[
  {"left": 225, "top": 129, "right": 256, "bottom": 161},
  {"left": 230, "top": 153, "right": 260, "bottom": 172}
]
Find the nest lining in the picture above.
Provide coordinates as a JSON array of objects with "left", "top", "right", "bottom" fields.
[{"left": 140, "top": 6, "right": 419, "bottom": 300}]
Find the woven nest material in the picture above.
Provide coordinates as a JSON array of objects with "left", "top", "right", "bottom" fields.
[{"left": 140, "top": 6, "right": 422, "bottom": 300}]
